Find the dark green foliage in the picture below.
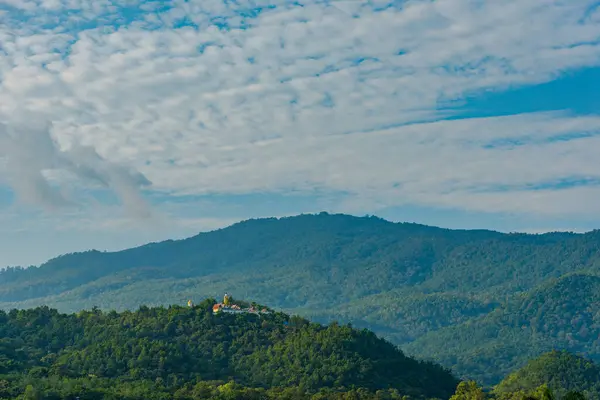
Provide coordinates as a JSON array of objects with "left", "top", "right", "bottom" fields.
[
  {"left": 449, "top": 381, "right": 484, "bottom": 400},
  {"left": 0, "top": 302, "right": 458, "bottom": 399},
  {"left": 563, "top": 392, "right": 587, "bottom": 400},
  {"left": 3, "top": 213, "right": 600, "bottom": 385},
  {"left": 405, "top": 275, "right": 600, "bottom": 385},
  {"left": 494, "top": 351, "right": 600, "bottom": 400},
  {"left": 451, "top": 381, "right": 590, "bottom": 400}
]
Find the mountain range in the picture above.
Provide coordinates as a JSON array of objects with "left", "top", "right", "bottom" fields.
[{"left": 2, "top": 212, "right": 599, "bottom": 385}]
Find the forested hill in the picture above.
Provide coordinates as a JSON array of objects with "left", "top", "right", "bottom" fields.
[
  {"left": 1, "top": 213, "right": 596, "bottom": 307},
  {"left": 2, "top": 213, "right": 600, "bottom": 386},
  {"left": 0, "top": 213, "right": 507, "bottom": 304},
  {"left": 404, "top": 273, "right": 600, "bottom": 384},
  {"left": 494, "top": 351, "right": 600, "bottom": 400},
  {"left": 0, "top": 301, "right": 458, "bottom": 399}
]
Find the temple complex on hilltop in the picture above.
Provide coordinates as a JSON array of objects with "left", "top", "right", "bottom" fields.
[{"left": 210, "top": 293, "right": 271, "bottom": 315}]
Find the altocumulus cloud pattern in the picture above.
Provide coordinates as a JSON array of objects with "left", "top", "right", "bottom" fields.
[{"left": 1, "top": 0, "right": 600, "bottom": 221}]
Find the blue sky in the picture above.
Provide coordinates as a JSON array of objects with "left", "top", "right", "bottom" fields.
[{"left": 0, "top": 0, "right": 600, "bottom": 267}]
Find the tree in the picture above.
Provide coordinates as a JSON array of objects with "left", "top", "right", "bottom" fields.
[
  {"left": 450, "top": 381, "right": 485, "bottom": 400},
  {"left": 23, "top": 384, "right": 41, "bottom": 400},
  {"left": 534, "top": 385, "right": 556, "bottom": 400},
  {"left": 562, "top": 392, "right": 586, "bottom": 400}
]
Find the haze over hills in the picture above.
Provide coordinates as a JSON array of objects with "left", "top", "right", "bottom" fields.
[{"left": 1, "top": 212, "right": 599, "bottom": 385}]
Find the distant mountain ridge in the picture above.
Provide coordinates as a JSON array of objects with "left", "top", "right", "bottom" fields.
[{"left": 1, "top": 212, "right": 600, "bottom": 385}]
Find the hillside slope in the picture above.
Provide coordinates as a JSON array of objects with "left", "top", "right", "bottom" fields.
[
  {"left": 0, "top": 214, "right": 500, "bottom": 305},
  {"left": 0, "top": 301, "right": 458, "bottom": 399},
  {"left": 494, "top": 351, "right": 600, "bottom": 400},
  {"left": 6, "top": 213, "right": 600, "bottom": 307},
  {"left": 2, "top": 213, "right": 600, "bottom": 385},
  {"left": 405, "top": 274, "right": 600, "bottom": 385}
]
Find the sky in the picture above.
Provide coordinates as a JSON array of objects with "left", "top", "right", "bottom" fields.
[{"left": 0, "top": 0, "right": 599, "bottom": 267}]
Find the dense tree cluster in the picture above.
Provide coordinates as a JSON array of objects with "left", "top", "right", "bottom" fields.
[
  {"left": 494, "top": 351, "right": 600, "bottom": 400},
  {"left": 0, "top": 301, "right": 458, "bottom": 399},
  {"left": 0, "top": 301, "right": 597, "bottom": 399},
  {"left": 451, "top": 380, "right": 587, "bottom": 400},
  {"left": 405, "top": 274, "right": 600, "bottom": 384}
]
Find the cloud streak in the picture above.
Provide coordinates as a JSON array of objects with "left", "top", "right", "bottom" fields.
[{"left": 0, "top": 116, "right": 152, "bottom": 217}]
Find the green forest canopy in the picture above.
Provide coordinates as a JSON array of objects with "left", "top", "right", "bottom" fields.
[
  {"left": 0, "top": 300, "right": 458, "bottom": 399},
  {"left": 2, "top": 213, "right": 600, "bottom": 385},
  {"left": 0, "top": 301, "right": 597, "bottom": 400}
]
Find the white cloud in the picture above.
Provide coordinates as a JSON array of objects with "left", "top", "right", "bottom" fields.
[
  {"left": 0, "top": 0, "right": 599, "bottom": 221},
  {"left": 0, "top": 116, "right": 152, "bottom": 218}
]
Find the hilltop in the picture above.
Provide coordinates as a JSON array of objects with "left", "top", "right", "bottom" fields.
[
  {"left": 0, "top": 301, "right": 458, "bottom": 399},
  {"left": 494, "top": 351, "right": 600, "bottom": 400},
  {"left": 2, "top": 213, "right": 600, "bottom": 384}
]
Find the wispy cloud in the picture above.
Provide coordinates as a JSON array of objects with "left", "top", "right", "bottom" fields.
[
  {"left": 0, "top": 0, "right": 599, "bottom": 222},
  {"left": 0, "top": 115, "right": 152, "bottom": 218}
]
